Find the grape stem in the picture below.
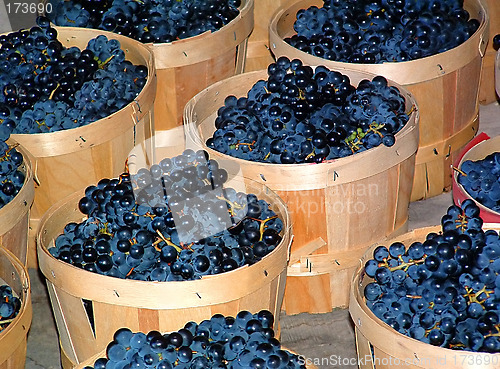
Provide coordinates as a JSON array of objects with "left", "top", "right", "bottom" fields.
[
  {"left": 464, "top": 286, "right": 494, "bottom": 304},
  {"left": 155, "top": 229, "right": 182, "bottom": 252},
  {"left": 247, "top": 215, "right": 278, "bottom": 241},
  {"left": 452, "top": 166, "right": 467, "bottom": 177},
  {"left": 0, "top": 143, "right": 19, "bottom": 162}
]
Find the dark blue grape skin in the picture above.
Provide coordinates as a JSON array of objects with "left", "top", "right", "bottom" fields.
[
  {"left": 47, "top": 0, "right": 241, "bottom": 44},
  {"left": 285, "top": 0, "right": 480, "bottom": 64},
  {"left": 457, "top": 152, "right": 500, "bottom": 214},
  {"left": 0, "top": 284, "right": 21, "bottom": 332},
  {"left": 50, "top": 150, "right": 285, "bottom": 281},
  {"left": 84, "top": 311, "right": 305, "bottom": 369},
  {"left": 0, "top": 16, "right": 148, "bottom": 135},
  {"left": 207, "top": 57, "right": 409, "bottom": 164},
  {"left": 364, "top": 201, "right": 500, "bottom": 353}
]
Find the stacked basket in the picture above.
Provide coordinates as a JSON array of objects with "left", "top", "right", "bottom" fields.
[{"left": 269, "top": 0, "right": 488, "bottom": 201}]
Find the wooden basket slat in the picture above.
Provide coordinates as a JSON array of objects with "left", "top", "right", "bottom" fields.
[
  {"left": 243, "top": 0, "right": 289, "bottom": 72},
  {"left": 269, "top": 0, "right": 487, "bottom": 201}
]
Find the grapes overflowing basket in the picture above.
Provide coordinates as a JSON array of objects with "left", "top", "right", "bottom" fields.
[
  {"left": 269, "top": 0, "right": 488, "bottom": 201},
  {"left": 185, "top": 66, "right": 419, "bottom": 314},
  {"left": 72, "top": 312, "right": 318, "bottom": 369},
  {"left": 350, "top": 202, "right": 500, "bottom": 369},
  {"left": 36, "top": 150, "right": 291, "bottom": 367}
]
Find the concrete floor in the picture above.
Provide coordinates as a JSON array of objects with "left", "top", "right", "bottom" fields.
[{"left": 1, "top": 8, "right": 500, "bottom": 369}]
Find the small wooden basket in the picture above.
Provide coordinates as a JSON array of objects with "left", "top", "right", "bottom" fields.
[
  {"left": 0, "top": 247, "right": 32, "bottom": 369},
  {"left": 184, "top": 69, "right": 419, "bottom": 314},
  {"left": 0, "top": 142, "right": 34, "bottom": 266},
  {"left": 452, "top": 133, "right": 500, "bottom": 223},
  {"left": 269, "top": 0, "right": 488, "bottom": 201},
  {"left": 349, "top": 225, "right": 500, "bottom": 369},
  {"left": 145, "top": 0, "right": 253, "bottom": 131},
  {"left": 37, "top": 178, "right": 291, "bottom": 368},
  {"left": 7, "top": 27, "right": 157, "bottom": 268}
]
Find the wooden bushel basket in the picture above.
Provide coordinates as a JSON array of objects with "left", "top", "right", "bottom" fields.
[
  {"left": 145, "top": 0, "right": 253, "bottom": 132},
  {"left": 184, "top": 69, "right": 419, "bottom": 314},
  {"left": 479, "top": 0, "right": 500, "bottom": 105},
  {"left": 37, "top": 178, "right": 291, "bottom": 368},
  {"left": 9, "top": 27, "right": 156, "bottom": 268},
  {"left": 0, "top": 247, "right": 32, "bottom": 369},
  {"left": 452, "top": 133, "right": 500, "bottom": 223},
  {"left": 269, "top": 0, "right": 488, "bottom": 202},
  {"left": 0, "top": 142, "right": 34, "bottom": 266},
  {"left": 349, "top": 225, "right": 500, "bottom": 369}
]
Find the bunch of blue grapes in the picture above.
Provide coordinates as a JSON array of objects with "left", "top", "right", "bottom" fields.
[
  {"left": 49, "top": 150, "right": 284, "bottom": 281},
  {"left": 0, "top": 284, "right": 22, "bottom": 332},
  {"left": 457, "top": 152, "right": 500, "bottom": 214},
  {"left": 83, "top": 310, "right": 305, "bottom": 369},
  {"left": 0, "top": 16, "right": 148, "bottom": 134},
  {"left": 363, "top": 200, "right": 500, "bottom": 352},
  {"left": 0, "top": 124, "right": 25, "bottom": 209},
  {"left": 47, "top": 0, "right": 241, "bottom": 44},
  {"left": 285, "top": 0, "right": 480, "bottom": 63},
  {"left": 206, "top": 56, "right": 410, "bottom": 164}
]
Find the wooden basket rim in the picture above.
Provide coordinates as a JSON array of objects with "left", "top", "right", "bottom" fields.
[
  {"left": 349, "top": 224, "right": 500, "bottom": 368},
  {"left": 36, "top": 177, "right": 292, "bottom": 309},
  {"left": 0, "top": 246, "right": 32, "bottom": 365},
  {"left": 453, "top": 135, "right": 500, "bottom": 218},
  {"left": 269, "top": 0, "right": 489, "bottom": 85},
  {"left": 184, "top": 69, "right": 419, "bottom": 191},
  {"left": 8, "top": 26, "right": 156, "bottom": 158},
  {"left": 0, "top": 141, "right": 34, "bottom": 236}
]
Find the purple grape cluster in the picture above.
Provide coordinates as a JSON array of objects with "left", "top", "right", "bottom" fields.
[
  {"left": 286, "top": 0, "right": 480, "bottom": 63},
  {"left": 0, "top": 16, "right": 148, "bottom": 134},
  {"left": 47, "top": 0, "right": 241, "bottom": 44},
  {"left": 0, "top": 284, "right": 22, "bottom": 332},
  {"left": 83, "top": 310, "right": 305, "bottom": 369},
  {"left": 207, "top": 56, "right": 410, "bottom": 164},
  {"left": 364, "top": 200, "right": 500, "bottom": 352},
  {"left": 49, "top": 150, "right": 285, "bottom": 281}
]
